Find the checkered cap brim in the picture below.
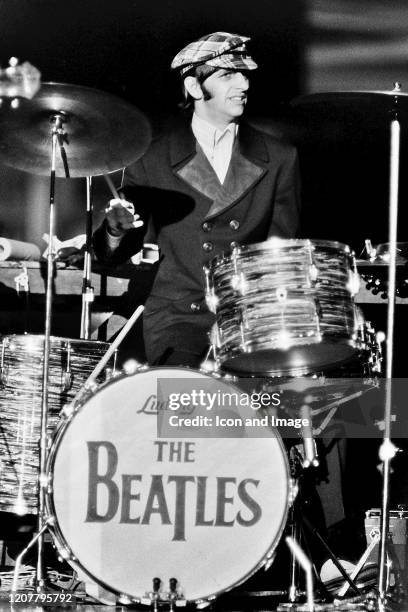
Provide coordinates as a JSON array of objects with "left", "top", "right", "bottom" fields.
[{"left": 171, "top": 31, "right": 258, "bottom": 75}]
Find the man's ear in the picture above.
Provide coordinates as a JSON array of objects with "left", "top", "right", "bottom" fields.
[{"left": 183, "top": 76, "right": 203, "bottom": 100}]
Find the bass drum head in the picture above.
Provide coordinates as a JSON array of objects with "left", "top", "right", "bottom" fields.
[{"left": 47, "top": 368, "right": 289, "bottom": 604}]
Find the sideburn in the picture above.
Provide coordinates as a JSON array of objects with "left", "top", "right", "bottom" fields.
[
  {"left": 200, "top": 82, "right": 213, "bottom": 101},
  {"left": 195, "top": 65, "right": 219, "bottom": 101}
]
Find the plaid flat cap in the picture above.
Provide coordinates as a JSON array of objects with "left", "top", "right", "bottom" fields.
[{"left": 171, "top": 31, "right": 258, "bottom": 76}]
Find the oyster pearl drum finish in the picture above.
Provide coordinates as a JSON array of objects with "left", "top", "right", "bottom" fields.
[
  {"left": 205, "top": 239, "right": 362, "bottom": 376},
  {"left": 0, "top": 334, "right": 112, "bottom": 514},
  {"left": 46, "top": 368, "right": 289, "bottom": 604}
]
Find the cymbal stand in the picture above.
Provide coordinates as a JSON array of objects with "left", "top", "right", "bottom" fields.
[
  {"left": 80, "top": 176, "right": 94, "bottom": 339},
  {"left": 378, "top": 85, "right": 401, "bottom": 602},
  {"left": 36, "top": 112, "right": 70, "bottom": 590}
]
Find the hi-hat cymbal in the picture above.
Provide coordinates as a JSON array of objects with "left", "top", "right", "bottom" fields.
[
  {"left": 0, "top": 82, "right": 152, "bottom": 177},
  {"left": 292, "top": 87, "right": 408, "bottom": 114}
]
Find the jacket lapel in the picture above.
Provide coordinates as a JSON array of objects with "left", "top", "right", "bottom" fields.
[
  {"left": 170, "top": 120, "right": 269, "bottom": 217},
  {"left": 176, "top": 145, "right": 224, "bottom": 202},
  {"left": 205, "top": 142, "right": 266, "bottom": 218}
]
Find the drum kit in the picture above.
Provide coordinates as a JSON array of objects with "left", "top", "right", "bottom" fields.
[{"left": 0, "top": 60, "right": 405, "bottom": 610}]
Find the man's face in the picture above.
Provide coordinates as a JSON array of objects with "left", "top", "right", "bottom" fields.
[{"left": 198, "top": 68, "right": 250, "bottom": 126}]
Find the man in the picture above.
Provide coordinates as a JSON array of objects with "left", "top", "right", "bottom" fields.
[{"left": 93, "top": 31, "right": 301, "bottom": 367}]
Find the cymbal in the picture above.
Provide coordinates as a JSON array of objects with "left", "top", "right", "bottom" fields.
[
  {"left": 0, "top": 82, "right": 152, "bottom": 177},
  {"left": 292, "top": 87, "right": 408, "bottom": 114}
]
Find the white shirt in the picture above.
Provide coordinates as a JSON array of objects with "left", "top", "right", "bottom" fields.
[{"left": 191, "top": 113, "right": 238, "bottom": 184}]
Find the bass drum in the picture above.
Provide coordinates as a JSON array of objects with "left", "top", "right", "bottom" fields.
[{"left": 46, "top": 368, "right": 289, "bottom": 604}]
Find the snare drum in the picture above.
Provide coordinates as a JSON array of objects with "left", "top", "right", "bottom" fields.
[
  {"left": 205, "top": 239, "right": 362, "bottom": 376},
  {"left": 0, "top": 334, "right": 112, "bottom": 514},
  {"left": 46, "top": 368, "right": 289, "bottom": 604}
]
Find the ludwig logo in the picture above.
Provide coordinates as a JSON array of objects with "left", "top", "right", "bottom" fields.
[
  {"left": 137, "top": 394, "right": 195, "bottom": 415},
  {"left": 137, "top": 395, "right": 160, "bottom": 415}
]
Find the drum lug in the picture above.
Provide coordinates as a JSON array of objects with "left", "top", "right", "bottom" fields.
[
  {"left": 122, "top": 358, "right": 145, "bottom": 375},
  {"left": 39, "top": 473, "right": 51, "bottom": 490},
  {"left": 306, "top": 241, "right": 318, "bottom": 284},
  {"left": 118, "top": 593, "right": 136, "bottom": 605},
  {"left": 61, "top": 341, "right": 73, "bottom": 393},
  {"left": 0, "top": 339, "right": 8, "bottom": 386},
  {"left": 231, "top": 272, "right": 247, "bottom": 294},
  {"left": 309, "top": 263, "right": 318, "bottom": 283},
  {"left": 313, "top": 300, "right": 322, "bottom": 340},
  {"left": 264, "top": 551, "right": 277, "bottom": 572},
  {"left": 205, "top": 292, "right": 218, "bottom": 312},
  {"left": 61, "top": 370, "right": 73, "bottom": 392},
  {"left": 239, "top": 311, "right": 248, "bottom": 349},
  {"left": 46, "top": 479, "right": 53, "bottom": 496},
  {"left": 347, "top": 256, "right": 361, "bottom": 295},
  {"left": 60, "top": 402, "right": 76, "bottom": 419},
  {"left": 196, "top": 599, "right": 214, "bottom": 609},
  {"left": 56, "top": 543, "right": 72, "bottom": 561},
  {"left": 204, "top": 266, "right": 219, "bottom": 313},
  {"left": 231, "top": 245, "right": 247, "bottom": 295},
  {"left": 288, "top": 478, "right": 299, "bottom": 506}
]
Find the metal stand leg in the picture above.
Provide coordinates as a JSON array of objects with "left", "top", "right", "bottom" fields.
[
  {"left": 36, "top": 115, "right": 66, "bottom": 590},
  {"left": 378, "top": 89, "right": 401, "bottom": 601},
  {"left": 12, "top": 519, "right": 54, "bottom": 593},
  {"left": 287, "top": 504, "right": 300, "bottom": 603}
]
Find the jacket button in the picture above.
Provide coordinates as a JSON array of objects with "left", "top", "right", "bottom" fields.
[
  {"left": 203, "top": 241, "right": 214, "bottom": 252},
  {"left": 190, "top": 302, "right": 201, "bottom": 312},
  {"left": 229, "top": 219, "right": 240, "bottom": 230},
  {"left": 202, "top": 221, "right": 213, "bottom": 232}
]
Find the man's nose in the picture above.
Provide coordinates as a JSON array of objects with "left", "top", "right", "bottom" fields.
[{"left": 234, "top": 72, "right": 249, "bottom": 89}]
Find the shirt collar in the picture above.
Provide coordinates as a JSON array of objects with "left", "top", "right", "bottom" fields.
[{"left": 192, "top": 113, "right": 238, "bottom": 150}]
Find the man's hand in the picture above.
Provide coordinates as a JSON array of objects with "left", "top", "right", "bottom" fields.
[{"left": 105, "top": 198, "right": 144, "bottom": 237}]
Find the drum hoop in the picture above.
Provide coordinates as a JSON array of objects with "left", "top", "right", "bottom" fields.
[
  {"left": 1, "top": 333, "right": 110, "bottom": 349},
  {"left": 45, "top": 367, "right": 290, "bottom": 604},
  {"left": 207, "top": 238, "right": 353, "bottom": 269},
  {"left": 219, "top": 337, "right": 363, "bottom": 377}
]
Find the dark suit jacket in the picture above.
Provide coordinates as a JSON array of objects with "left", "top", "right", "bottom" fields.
[{"left": 93, "top": 119, "right": 301, "bottom": 364}]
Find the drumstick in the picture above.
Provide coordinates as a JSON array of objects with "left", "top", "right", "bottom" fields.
[
  {"left": 87, "top": 304, "right": 144, "bottom": 383},
  {"left": 68, "top": 305, "right": 144, "bottom": 409},
  {"left": 104, "top": 173, "right": 121, "bottom": 199}
]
